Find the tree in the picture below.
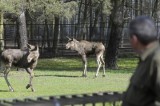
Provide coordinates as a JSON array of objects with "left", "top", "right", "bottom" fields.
[
  {"left": 0, "top": 0, "right": 28, "bottom": 49},
  {"left": 0, "top": 11, "right": 4, "bottom": 52},
  {"left": 105, "top": 0, "right": 125, "bottom": 69},
  {"left": 0, "top": 0, "right": 78, "bottom": 56},
  {"left": 27, "top": 0, "right": 78, "bottom": 57},
  {"left": 105, "top": 0, "right": 160, "bottom": 69},
  {"left": 18, "top": 11, "right": 28, "bottom": 49},
  {"left": 75, "top": 0, "right": 111, "bottom": 40},
  {"left": 91, "top": 0, "right": 111, "bottom": 40},
  {"left": 0, "top": 0, "right": 15, "bottom": 52}
]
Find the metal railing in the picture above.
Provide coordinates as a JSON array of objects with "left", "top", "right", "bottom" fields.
[{"left": 0, "top": 92, "right": 123, "bottom": 106}]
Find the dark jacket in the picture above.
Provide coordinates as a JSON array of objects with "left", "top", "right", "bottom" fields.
[{"left": 122, "top": 41, "right": 160, "bottom": 106}]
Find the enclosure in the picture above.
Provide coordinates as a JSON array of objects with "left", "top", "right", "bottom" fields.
[{"left": 0, "top": 0, "right": 160, "bottom": 106}]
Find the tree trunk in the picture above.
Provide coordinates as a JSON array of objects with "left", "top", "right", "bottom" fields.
[
  {"left": 18, "top": 12, "right": 28, "bottom": 49},
  {"left": 152, "top": 0, "right": 158, "bottom": 19},
  {"left": 0, "top": 12, "right": 4, "bottom": 51},
  {"left": 100, "top": 7, "right": 105, "bottom": 41},
  {"left": 46, "top": 20, "right": 51, "bottom": 49},
  {"left": 105, "top": 0, "right": 124, "bottom": 69},
  {"left": 52, "top": 16, "right": 60, "bottom": 57},
  {"left": 140, "top": 0, "right": 143, "bottom": 15},
  {"left": 16, "top": 20, "right": 20, "bottom": 48},
  {"left": 0, "top": 12, "right": 4, "bottom": 67},
  {"left": 89, "top": 0, "right": 92, "bottom": 41},
  {"left": 30, "top": 21, "right": 33, "bottom": 40},
  {"left": 75, "top": 0, "right": 82, "bottom": 38},
  {"left": 81, "top": 0, "right": 88, "bottom": 39},
  {"left": 135, "top": 0, "right": 139, "bottom": 16},
  {"left": 89, "top": 3, "right": 101, "bottom": 40}
]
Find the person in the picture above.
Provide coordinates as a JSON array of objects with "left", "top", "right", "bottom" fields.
[{"left": 122, "top": 16, "right": 160, "bottom": 106}]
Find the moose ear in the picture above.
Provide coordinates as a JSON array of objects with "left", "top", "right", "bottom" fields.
[
  {"left": 66, "top": 36, "right": 72, "bottom": 41},
  {"left": 27, "top": 43, "right": 35, "bottom": 50},
  {"left": 73, "top": 38, "right": 78, "bottom": 42},
  {"left": 35, "top": 45, "right": 39, "bottom": 51}
]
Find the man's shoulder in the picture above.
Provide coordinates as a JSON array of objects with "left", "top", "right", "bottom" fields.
[{"left": 153, "top": 47, "right": 160, "bottom": 62}]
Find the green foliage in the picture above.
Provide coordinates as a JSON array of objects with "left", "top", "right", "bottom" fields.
[
  {"left": 92, "top": 0, "right": 112, "bottom": 15},
  {"left": 62, "top": 1, "right": 78, "bottom": 19},
  {"left": 0, "top": 0, "right": 78, "bottom": 21},
  {"left": 102, "top": 0, "right": 112, "bottom": 15},
  {"left": 0, "top": 0, "right": 112, "bottom": 22},
  {"left": 0, "top": 57, "right": 138, "bottom": 98},
  {"left": 0, "top": 0, "right": 27, "bottom": 14},
  {"left": 27, "top": 0, "right": 78, "bottom": 21}
]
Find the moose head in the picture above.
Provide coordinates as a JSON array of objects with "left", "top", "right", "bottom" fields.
[
  {"left": 66, "top": 36, "right": 79, "bottom": 50},
  {"left": 27, "top": 44, "right": 39, "bottom": 63}
]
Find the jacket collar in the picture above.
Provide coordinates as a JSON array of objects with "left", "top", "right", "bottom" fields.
[{"left": 140, "top": 41, "right": 159, "bottom": 61}]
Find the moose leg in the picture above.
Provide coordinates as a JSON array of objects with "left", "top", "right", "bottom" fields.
[
  {"left": 26, "top": 68, "right": 35, "bottom": 92},
  {"left": 100, "top": 54, "right": 106, "bottom": 77},
  {"left": 4, "top": 65, "right": 14, "bottom": 92},
  {"left": 95, "top": 54, "right": 102, "bottom": 77},
  {"left": 82, "top": 55, "right": 87, "bottom": 77}
]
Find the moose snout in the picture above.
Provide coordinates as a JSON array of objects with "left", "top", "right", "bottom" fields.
[
  {"left": 66, "top": 44, "right": 70, "bottom": 49},
  {"left": 27, "top": 56, "right": 33, "bottom": 63}
]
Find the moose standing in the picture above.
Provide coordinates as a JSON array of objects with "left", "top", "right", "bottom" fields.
[
  {"left": 0, "top": 44, "right": 39, "bottom": 92},
  {"left": 66, "top": 37, "right": 106, "bottom": 77}
]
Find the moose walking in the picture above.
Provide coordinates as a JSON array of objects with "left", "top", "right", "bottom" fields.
[
  {"left": 0, "top": 44, "right": 39, "bottom": 92},
  {"left": 66, "top": 37, "right": 106, "bottom": 77}
]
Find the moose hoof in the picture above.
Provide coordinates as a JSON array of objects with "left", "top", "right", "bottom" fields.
[
  {"left": 26, "top": 84, "right": 31, "bottom": 89},
  {"left": 102, "top": 75, "right": 106, "bottom": 77},
  {"left": 31, "top": 88, "right": 35, "bottom": 92},
  {"left": 9, "top": 89, "right": 14, "bottom": 92},
  {"left": 82, "top": 74, "right": 87, "bottom": 77},
  {"left": 9, "top": 87, "right": 14, "bottom": 92},
  {"left": 95, "top": 75, "right": 98, "bottom": 77}
]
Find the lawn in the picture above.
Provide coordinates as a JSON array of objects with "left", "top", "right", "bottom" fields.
[{"left": 0, "top": 57, "right": 138, "bottom": 99}]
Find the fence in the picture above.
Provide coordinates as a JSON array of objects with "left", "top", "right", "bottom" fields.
[
  {"left": 0, "top": 92, "right": 123, "bottom": 106},
  {"left": 2, "top": 12, "right": 135, "bottom": 58}
]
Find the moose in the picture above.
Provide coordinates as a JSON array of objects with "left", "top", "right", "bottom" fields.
[
  {"left": 66, "top": 37, "right": 106, "bottom": 77},
  {"left": 0, "top": 44, "right": 39, "bottom": 92}
]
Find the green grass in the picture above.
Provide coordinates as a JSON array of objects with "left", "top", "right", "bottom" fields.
[{"left": 0, "top": 57, "right": 138, "bottom": 99}]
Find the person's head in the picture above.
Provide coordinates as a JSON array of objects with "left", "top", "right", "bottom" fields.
[{"left": 129, "top": 16, "right": 158, "bottom": 51}]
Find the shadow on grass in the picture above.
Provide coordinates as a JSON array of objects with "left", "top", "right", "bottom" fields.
[
  {"left": 36, "top": 66, "right": 101, "bottom": 72},
  {"left": 36, "top": 67, "right": 82, "bottom": 72},
  {"left": 35, "top": 74, "right": 80, "bottom": 78},
  {"left": 36, "top": 66, "right": 134, "bottom": 74},
  {"left": 0, "top": 90, "right": 9, "bottom": 92},
  {"left": 52, "top": 74, "right": 81, "bottom": 78},
  {"left": 35, "top": 57, "right": 137, "bottom": 74},
  {"left": 107, "top": 67, "right": 135, "bottom": 74}
]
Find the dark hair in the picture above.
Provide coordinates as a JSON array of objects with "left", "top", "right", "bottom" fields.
[{"left": 129, "top": 16, "right": 158, "bottom": 45}]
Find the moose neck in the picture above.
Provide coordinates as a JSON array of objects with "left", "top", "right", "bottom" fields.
[
  {"left": 74, "top": 42, "right": 85, "bottom": 55},
  {"left": 74, "top": 42, "right": 81, "bottom": 51}
]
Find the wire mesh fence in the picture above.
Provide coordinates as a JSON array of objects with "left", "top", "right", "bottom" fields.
[{"left": 2, "top": 21, "right": 134, "bottom": 58}]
